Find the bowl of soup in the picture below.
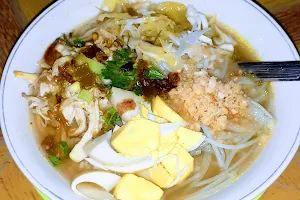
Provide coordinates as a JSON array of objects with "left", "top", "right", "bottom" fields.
[{"left": 1, "top": 0, "right": 300, "bottom": 199}]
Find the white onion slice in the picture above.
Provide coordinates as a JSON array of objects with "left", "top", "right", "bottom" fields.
[
  {"left": 84, "top": 138, "right": 154, "bottom": 173},
  {"left": 205, "top": 137, "right": 259, "bottom": 150},
  {"left": 71, "top": 171, "right": 120, "bottom": 200}
]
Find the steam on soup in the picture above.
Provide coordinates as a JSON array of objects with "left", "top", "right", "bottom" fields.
[{"left": 15, "top": 1, "right": 275, "bottom": 199}]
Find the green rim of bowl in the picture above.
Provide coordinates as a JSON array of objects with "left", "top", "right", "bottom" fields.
[
  {"left": 36, "top": 189, "right": 265, "bottom": 200},
  {"left": 37, "top": 189, "right": 51, "bottom": 200}
]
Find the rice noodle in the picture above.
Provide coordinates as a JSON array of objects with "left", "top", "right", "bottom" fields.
[
  {"left": 194, "top": 153, "right": 212, "bottom": 181},
  {"left": 197, "top": 172, "right": 238, "bottom": 199},
  {"left": 218, "top": 147, "right": 226, "bottom": 162},
  {"left": 239, "top": 77, "right": 255, "bottom": 85},
  {"left": 216, "top": 133, "right": 248, "bottom": 140},
  {"left": 201, "top": 124, "right": 225, "bottom": 168},
  {"left": 247, "top": 82, "right": 268, "bottom": 98},
  {"left": 197, "top": 172, "right": 230, "bottom": 193},
  {"left": 162, "top": 153, "right": 212, "bottom": 199},
  {"left": 253, "top": 93, "right": 267, "bottom": 103},
  {"left": 223, "top": 129, "right": 253, "bottom": 170},
  {"left": 226, "top": 123, "right": 253, "bottom": 133},
  {"left": 224, "top": 150, "right": 238, "bottom": 169},
  {"left": 222, "top": 131, "right": 255, "bottom": 170},
  {"left": 200, "top": 145, "right": 213, "bottom": 153},
  {"left": 193, "top": 147, "right": 254, "bottom": 187},
  {"left": 248, "top": 99, "right": 274, "bottom": 119},
  {"left": 219, "top": 56, "right": 229, "bottom": 79},
  {"left": 176, "top": 29, "right": 210, "bottom": 57},
  {"left": 205, "top": 137, "right": 259, "bottom": 150},
  {"left": 155, "top": 154, "right": 189, "bottom": 188}
]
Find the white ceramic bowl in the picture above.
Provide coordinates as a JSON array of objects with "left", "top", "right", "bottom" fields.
[{"left": 1, "top": 0, "right": 300, "bottom": 199}]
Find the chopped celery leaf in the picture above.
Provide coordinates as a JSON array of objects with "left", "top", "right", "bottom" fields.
[
  {"left": 144, "top": 67, "right": 164, "bottom": 80},
  {"left": 103, "top": 107, "right": 121, "bottom": 127},
  {"left": 58, "top": 141, "right": 69, "bottom": 158},
  {"left": 48, "top": 155, "right": 61, "bottom": 167},
  {"left": 73, "top": 39, "right": 85, "bottom": 48},
  {"left": 101, "top": 48, "right": 141, "bottom": 92}
]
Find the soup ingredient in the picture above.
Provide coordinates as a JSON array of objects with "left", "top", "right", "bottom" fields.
[
  {"left": 144, "top": 67, "right": 165, "bottom": 80},
  {"left": 168, "top": 69, "right": 249, "bottom": 131},
  {"left": 60, "top": 100, "right": 87, "bottom": 136},
  {"left": 62, "top": 34, "right": 73, "bottom": 47},
  {"left": 153, "top": 2, "right": 192, "bottom": 31},
  {"left": 64, "top": 63, "right": 98, "bottom": 87},
  {"left": 13, "top": 71, "right": 38, "bottom": 81},
  {"left": 75, "top": 54, "right": 105, "bottom": 74},
  {"left": 129, "top": 39, "right": 178, "bottom": 70},
  {"left": 71, "top": 171, "right": 120, "bottom": 200},
  {"left": 48, "top": 155, "right": 61, "bottom": 167},
  {"left": 111, "top": 118, "right": 160, "bottom": 156},
  {"left": 113, "top": 174, "right": 164, "bottom": 200},
  {"left": 63, "top": 34, "right": 86, "bottom": 48},
  {"left": 149, "top": 144, "right": 194, "bottom": 188},
  {"left": 174, "top": 127, "right": 205, "bottom": 152},
  {"left": 158, "top": 123, "right": 205, "bottom": 153},
  {"left": 84, "top": 130, "right": 154, "bottom": 173},
  {"left": 152, "top": 96, "right": 184, "bottom": 123},
  {"left": 140, "top": 101, "right": 168, "bottom": 123},
  {"left": 186, "top": 5, "right": 208, "bottom": 31},
  {"left": 44, "top": 38, "right": 61, "bottom": 66},
  {"left": 137, "top": 60, "right": 180, "bottom": 98},
  {"left": 103, "top": 107, "right": 121, "bottom": 127},
  {"left": 102, "top": 48, "right": 140, "bottom": 91},
  {"left": 52, "top": 56, "right": 73, "bottom": 76},
  {"left": 67, "top": 81, "right": 81, "bottom": 96},
  {"left": 248, "top": 99, "right": 275, "bottom": 125},
  {"left": 78, "top": 89, "right": 93, "bottom": 103},
  {"left": 69, "top": 98, "right": 103, "bottom": 162},
  {"left": 73, "top": 39, "right": 85, "bottom": 48},
  {"left": 100, "top": 0, "right": 119, "bottom": 12},
  {"left": 58, "top": 141, "right": 69, "bottom": 158},
  {"left": 176, "top": 29, "right": 210, "bottom": 59},
  {"left": 159, "top": 121, "right": 187, "bottom": 136},
  {"left": 110, "top": 87, "right": 141, "bottom": 122}
]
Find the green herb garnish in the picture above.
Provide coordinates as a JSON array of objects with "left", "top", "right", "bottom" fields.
[
  {"left": 133, "top": 86, "right": 142, "bottom": 96},
  {"left": 103, "top": 107, "right": 121, "bottom": 127},
  {"left": 58, "top": 141, "right": 69, "bottom": 158},
  {"left": 48, "top": 155, "right": 61, "bottom": 167},
  {"left": 102, "top": 48, "right": 141, "bottom": 92},
  {"left": 144, "top": 68, "right": 164, "bottom": 80},
  {"left": 113, "top": 48, "right": 133, "bottom": 66},
  {"left": 62, "top": 34, "right": 85, "bottom": 48},
  {"left": 63, "top": 34, "right": 73, "bottom": 47},
  {"left": 73, "top": 39, "right": 85, "bottom": 48}
]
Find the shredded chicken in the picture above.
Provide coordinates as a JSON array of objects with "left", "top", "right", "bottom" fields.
[{"left": 69, "top": 99, "right": 103, "bottom": 162}]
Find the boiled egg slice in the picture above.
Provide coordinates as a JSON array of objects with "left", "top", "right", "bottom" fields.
[
  {"left": 113, "top": 174, "right": 164, "bottom": 200},
  {"left": 152, "top": 96, "right": 185, "bottom": 123},
  {"left": 83, "top": 129, "right": 155, "bottom": 173},
  {"left": 71, "top": 171, "right": 120, "bottom": 200},
  {"left": 111, "top": 118, "right": 160, "bottom": 156},
  {"left": 176, "top": 127, "right": 206, "bottom": 152},
  {"left": 110, "top": 87, "right": 141, "bottom": 122},
  {"left": 159, "top": 121, "right": 187, "bottom": 136},
  {"left": 140, "top": 101, "right": 168, "bottom": 123}
]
